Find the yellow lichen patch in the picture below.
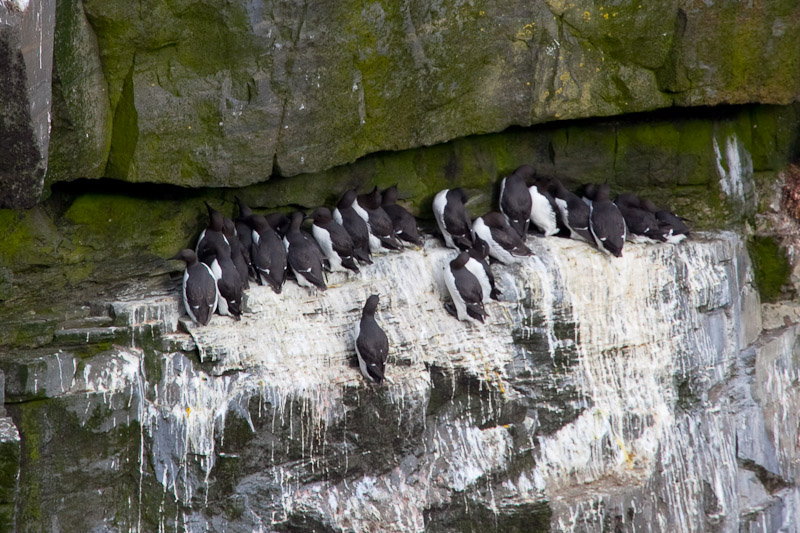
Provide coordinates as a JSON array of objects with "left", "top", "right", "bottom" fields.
[
  {"left": 186, "top": 407, "right": 191, "bottom": 417},
  {"left": 582, "top": 10, "right": 591, "bottom": 21}
]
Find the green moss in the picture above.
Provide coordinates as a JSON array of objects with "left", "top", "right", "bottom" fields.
[
  {"left": 63, "top": 193, "right": 200, "bottom": 258},
  {"left": 748, "top": 236, "right": 792, "bottom": 303},
  {"left": 105, "top": 64, "right": 138, "bottom": 181}
]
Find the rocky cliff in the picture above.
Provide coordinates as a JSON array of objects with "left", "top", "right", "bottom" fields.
[
  {"left": 1, "top": 0, "right": 800, "bottom": 531},
  {"left": 4, "top": 229, "right": 800, "bottom": 532}
]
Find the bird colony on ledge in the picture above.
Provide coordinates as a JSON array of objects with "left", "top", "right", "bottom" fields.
[{"left": 170, "top": 165, "right": 690, "bottom": 384}]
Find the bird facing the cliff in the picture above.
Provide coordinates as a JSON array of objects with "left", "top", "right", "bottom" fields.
[
  {"left": 589, "top": 184, "right": 626, "bottom": 258},
  {"left": 334, "top": 189, "right": 373, "bottom": 264},
  {"left": 550, "top": 179, "right": 593, "bottom": 244},
  {"left": 381, "top": 185, "right": 423, "bottom": 246},
  {"left": 355, "top": 294, "right": 388, "bottom": 384},
  {"left": 170, "top": 249, "right": 218, "bottom": 326},
  {"left": 247, "top": 214, "right": 288, "bottom": 293},
  {"left": 499, "top": 165, "right": 534, "bottom": 238},
  {"left": 356, "top": 187, "right": 403, "bottom": 252},
  {"left": 528, "top": 176, "right": 562, "bottom": 237},
  {"left": 284, "top": 211, "right": 327, "bottom": 291}
]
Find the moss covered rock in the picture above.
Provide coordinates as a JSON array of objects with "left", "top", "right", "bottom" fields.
[{"left": 48, "top": 0, "right": 800, "bottom": 189}]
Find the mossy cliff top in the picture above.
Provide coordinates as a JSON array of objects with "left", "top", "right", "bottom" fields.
[{"left": 47, "top": 0, "right": 800, "bottom": 188}]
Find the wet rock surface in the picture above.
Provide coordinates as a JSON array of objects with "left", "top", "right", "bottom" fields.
[
  {"left": 2, "top": 232, "right": 799, "bottom": 531},
  {"left": 0, "top": 0, "right": 56, "bottom": 208}
]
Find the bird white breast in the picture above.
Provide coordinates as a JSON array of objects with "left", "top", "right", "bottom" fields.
[
  {"left": 195, "top": 230, "right": 206, "bottom": 254},
  {"left": 464, "top": 258, "right": 491, "bottom": 303},
  {"left": 529, "top": 186, "right": 558, "bottom": 236},
  {"left": 499, "top": 178, "right": 507, "bottom": 217},
  {"left": 332, "top": 208, "right": 344, "bottom": 225},
  {"left": 352, "top": 201, "right": 370, "bottom": 224},
  {"left": 209, "top": 258, "right": 223, "bottom": 281},
  {"left": 182, "top": 270, "right": 197, "bottom": 323},
  {"left": 367, "top": 234, "right": 383, "bottom": 253},
  {"left": 432, "top": 190, "right": 455, "bottom": 248},
  {"left": 312, "top": 225, "right": 344, "bottom": 271},
  {"left": 252, "top": 229, "right": 260, "bottom": 245}
]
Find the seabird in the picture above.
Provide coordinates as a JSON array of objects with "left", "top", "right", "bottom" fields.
[
  {"left": 614, "top": 194, "right": 667, "bottom": 243},
  {"left": 640, "top": 199, "right": 690, "bottom": 244},
  {"left": 443, "top": 251, "right": 488, "bottom": 323},
  {"left": 284, "top": 212, "right": 327, "bottom": 291},
  {"left": 222, "top": 218, "right": 251, "bottom": 290},
  {"left": 472, "top": 212, "right": 532, "bottom": 264},
  {"left": 528, "top": 176, "right": 562, "bottom": 237},
  {"left": 247, "top": 214, "right": 288, "bottom": 293},
  {"left": 433, "top": 188, "right": 473, "bottom": 250},
  {"left": 170, "top": 249, "right": 218, "bottom": 326},
  {"left": 381, "top": 186, "right": 422, "bottom": 246},
  {"left": 466, "top": 238, "right": 502, "bottom": 302},
  {"left": 589, "top": 184, "right": 626, "bottom": 257},
  {"left": 549, "top": 179, "right": 594, "bottom": 243},
  {"left": 311, "top": 207, "right": 360, "bottom": 273},
  {"left": 333, "top": 189, "right": 373, "bottom": 264},
  {"left": 354, "top": 294, "right": 389, "bottom": 384},
  {"left": 196, "top": 202, "right": 230, "bottom": 260},
  {"left": 499, "top": 165, "right": 534, "bottom": 238},
  {"left": 356, "top": 187, "right": 403, "bottom": 251},
  {"left": 202, "top": 240, "right": 243, "bottom": 320}
]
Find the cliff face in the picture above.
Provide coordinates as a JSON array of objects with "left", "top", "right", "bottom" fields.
[
  {"left": 1, "top": 0, "right": 800, "bottom": 530},
  {"left": 0, "top": 0, "right": 797, "bottom": 204},
  {"left": 3, "top": 230, "right": 799, "bottom": 531}
]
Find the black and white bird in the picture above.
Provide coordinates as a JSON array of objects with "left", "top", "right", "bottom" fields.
[
  {"left": 354, "top": 294, "right": 389, "bottom": 385},
  {"left": 222, "top": 218, "right": 251, "bottom": 290},
  {"left": 356, "top": 187, "right": 403, "bottom": 251},
  {"left": 472, "top": 212, "right": 532, "bottom": 264},
  {"left": 170, "top": 249, "right": 218, "bottom": 326},
  {"left": 333, "top": 189, "right": 373, "bottom": 264},
  {"left": 196, "top": 202, "right": 230, "bottom": 260},
  {"left": 499, "top": 165, "right": 534, "bottom": 238},
  {"left": 433, "top": 188, "right": 474, "bottom": 250},
  {"left": 443, "top": 251, "right": 488, "bottom": 323},
  {"left": 284, "top": 212, "right": 327, "bottom": 291},
  {"left": 248, "top": 214, "right": 288, "bottom": 293},
  {"left": 528, "top": 176, "right": 562, "bottom": 237},
  {"left": 381, "top": 186, "right": 422, "bottom": 246},
  {"left": 588, "top": 184, "right": 626, "bottom": 257},
  {"left": 640, "top": 199, "right": 690, "bottom": 244},
  {"left": 311, "top": 207, "right": 360, "bottom": 273},
  {"left": 202, "top": 240, "right": 243, "bottom": 320},
  {"left": 466, "top": 238, "right": 501, "bottom": 302},
  {"left": 615, "top": 193, "right": 666, "bottom": 243},
  {"left": 550, "top": 179, "right": 594, "bottom": 243}
]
